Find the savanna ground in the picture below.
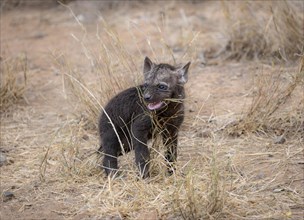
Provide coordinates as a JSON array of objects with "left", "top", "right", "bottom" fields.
[{"left": 1, "top": 1, "right": 303, "bottom": 219}]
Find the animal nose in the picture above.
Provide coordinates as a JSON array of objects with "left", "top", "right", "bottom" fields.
[{"left": 144, "top": 93, "right": 152, "bottom": 101}]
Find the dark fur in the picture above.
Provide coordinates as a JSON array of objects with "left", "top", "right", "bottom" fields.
[{"left": 98, "top": 57, "right": 190, "bottom": 178}]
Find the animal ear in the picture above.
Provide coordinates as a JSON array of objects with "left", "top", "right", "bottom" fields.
[
  {"left": 143, "top": 56, "right": 154, "bottom": 76},
  {"left": 177, "top": 62, "right": 191, "bottom": 84}
]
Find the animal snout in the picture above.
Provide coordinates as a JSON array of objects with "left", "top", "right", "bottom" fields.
[{"left": 144, "top": 93, "right": 152, "bottom": 101}]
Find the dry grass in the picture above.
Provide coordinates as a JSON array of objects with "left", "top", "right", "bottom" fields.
[
  {"left": 0, "top": 55, "right": 27, "bottom": 113},
  {"left": 220, "top": 1, "right": 304, "bottom": 61},
  {"left": 38, "top": 118, "right": 303, "bottom": 219},
  {"left": 52, "top": 25, "right": 141, "bottom": 130},
  {"left": 39, "top": 118, "right": 226, "bottom": 219},
  {"left": 226, "top": 57, "right": 304, "bottom": 137},
  {"left": 2, "top": 1, "right": 304, "bottom": 219},
  {"left": 38, "top": 3, "right": 304, "bottom": 219}
]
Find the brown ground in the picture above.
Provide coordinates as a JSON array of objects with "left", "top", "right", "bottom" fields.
[{"left": 1, "top": 1, "right": 303, "bottom": 219}]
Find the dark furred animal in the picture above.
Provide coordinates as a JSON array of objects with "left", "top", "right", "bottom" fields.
[{"left": 98, "top": 57, "right": 190, "bottom": 178}]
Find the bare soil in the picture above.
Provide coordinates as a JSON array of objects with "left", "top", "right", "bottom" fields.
[{"left": 1, "top": 1, "right": 303, "bottom": 219}]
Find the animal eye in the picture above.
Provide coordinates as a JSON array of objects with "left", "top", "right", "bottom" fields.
[
  {"left": 143, "top": 83, "right": 148, "bottom": 88},
  {"left": 158, "top": 84, "right": 168, "bottom": 90}
]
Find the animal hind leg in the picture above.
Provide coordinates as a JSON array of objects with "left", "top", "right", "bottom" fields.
[
  {"left": 132, "top": 118, "right": 151, "bottom": 178},
  {"left": 101, "top": 132, "right": 120, "bottom": 176}
]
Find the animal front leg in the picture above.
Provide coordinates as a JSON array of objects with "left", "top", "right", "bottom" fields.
[
  {"left": 165, "top": 138, "right": 178, "bottom": 163},
  {"left": 163, "top": 129, "right": 179, "bottom": 175}
]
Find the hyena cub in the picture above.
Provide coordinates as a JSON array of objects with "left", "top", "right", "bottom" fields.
[{"left": 98, "top": 57, "right": 190, "bottom": 178}]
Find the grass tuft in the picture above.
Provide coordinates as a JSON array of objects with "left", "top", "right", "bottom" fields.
[
  {"left": 226, "top": 56, "right": 304, "bottom": 136},
  {"left": 220, "top": 1, "right": 304, "bottom": 61},
  {"left": 0, "top": 55, "right": 27, "bottom": 113}
]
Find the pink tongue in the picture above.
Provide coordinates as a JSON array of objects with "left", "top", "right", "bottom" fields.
[{"left": 147, "top": 102, "right": 163, "bottom": 110}]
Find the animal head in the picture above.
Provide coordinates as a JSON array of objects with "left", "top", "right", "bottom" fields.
[{"left": 142, "top": 57, "right": 190, "bottom": 111}]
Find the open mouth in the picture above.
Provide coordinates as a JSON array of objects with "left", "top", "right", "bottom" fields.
[{"left": 147, "top": 101, "right": 164, "bottom": 110}]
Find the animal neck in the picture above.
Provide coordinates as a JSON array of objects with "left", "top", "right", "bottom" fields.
[
  {"left": 171, "top": 85, "right": 185, "bottom": 100},
  {"left": 160, "top": 85, "right": 185, "bottom": 116}
]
